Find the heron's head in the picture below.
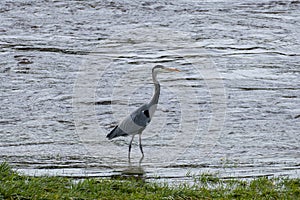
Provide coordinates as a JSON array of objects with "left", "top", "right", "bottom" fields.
[{"left": 152, "top": 65, "right": 180, "bottom": 73}]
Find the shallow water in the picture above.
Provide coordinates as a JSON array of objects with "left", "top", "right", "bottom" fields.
[{"left": 1, "top": 0, "right": 299, "bottom": 182}]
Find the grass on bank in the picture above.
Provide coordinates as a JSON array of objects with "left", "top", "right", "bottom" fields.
[{"left": 0, "top": 162, "right": 299, "bottom": 199}]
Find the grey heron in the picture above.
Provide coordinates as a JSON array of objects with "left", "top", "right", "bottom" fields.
[{"left": 106, "top": 65, "right": 180, "bottom": 159}]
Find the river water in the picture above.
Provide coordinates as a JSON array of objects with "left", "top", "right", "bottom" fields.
[{"left": 1, "top": 0, "right": 299, "bottom": 182}]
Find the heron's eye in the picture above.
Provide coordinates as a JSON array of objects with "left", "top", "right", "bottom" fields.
[{"left": 143, "top": 110, "right": 150, "bottom": 118}]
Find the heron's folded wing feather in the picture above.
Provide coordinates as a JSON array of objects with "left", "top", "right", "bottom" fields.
[{"left": 118, "top": 114, "right": 145, "bottom": 135}]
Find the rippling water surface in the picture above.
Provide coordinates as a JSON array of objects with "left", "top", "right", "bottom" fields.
[{"left": 1, "top": 0, "right": 299, "bottom": 182}]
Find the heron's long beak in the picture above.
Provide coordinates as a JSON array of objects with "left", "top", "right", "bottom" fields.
[{"left": 166, "top": 67, "right": 180, "bottom": 72}]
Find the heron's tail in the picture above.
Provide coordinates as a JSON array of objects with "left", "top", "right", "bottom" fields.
[{"left": 106, "top": 125, "right": 128, "bottom": 140}]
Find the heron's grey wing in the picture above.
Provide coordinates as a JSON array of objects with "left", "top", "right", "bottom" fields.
[
  {"left": 106, "top": 104, "right": 151, "bottom": 139},
  {"left": 119, "top": 114, "right": 146, "bottom": 135},
  {"left": 131, "top": 104, "right": 151, "bottom": 127},
  {"left": 107, "top": 114, "right": 145, "bottom": 140},
  {"left": 106, "top": 125, "right": 128, "bottom": 140}
]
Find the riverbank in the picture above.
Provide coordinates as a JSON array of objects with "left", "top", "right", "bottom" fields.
[{"left": 1, "top": 162, "right": 299, "bottom": 199}]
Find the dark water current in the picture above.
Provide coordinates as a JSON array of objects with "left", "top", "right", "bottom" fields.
[{"left": 1, "top": 0, "right": 299, "bottom": 182}]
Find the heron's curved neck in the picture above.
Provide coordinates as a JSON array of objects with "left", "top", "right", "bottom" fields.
[{"left": 149, "top": 69, "right": 160, "bottom": 106}]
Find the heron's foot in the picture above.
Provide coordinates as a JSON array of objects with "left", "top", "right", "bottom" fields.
[
  {"left": 139, "top": 155, "right": 144, "bottom": 165},
  {"left": 139, "top": 144, "right": 144, "bottom": 157},
  {"left": 128, "top": 153, "right": 131, "bottom": 161},
  {"left": 128, "top": 155, "right": 131, "bottom": 164},
  {"left": 128, "top": 143, "right": 132, "bottom": 159}
]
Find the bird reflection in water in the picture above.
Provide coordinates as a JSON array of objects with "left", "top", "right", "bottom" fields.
[{"left": 111, "top": 157, "right": 145, "bottom": 181}]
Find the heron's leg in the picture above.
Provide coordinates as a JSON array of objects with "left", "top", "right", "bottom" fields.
[
  {"left": 139, "top": 155, "right": 144, "bottom": 165},
  {"left": 128, "top": 135, "right": 135, "bottom": 159},
  {"left": 139, "top": 133, "right": 144, "bottom": 158}
]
